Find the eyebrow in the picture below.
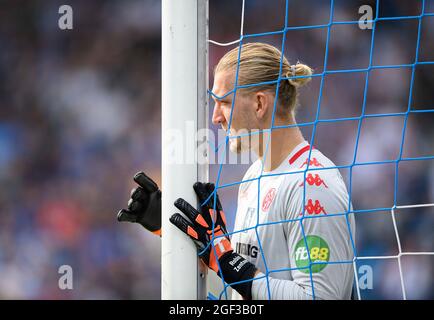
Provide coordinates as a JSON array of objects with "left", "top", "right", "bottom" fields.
[
  {"left": 212, "top": 95, "right": 230, "bottom": 102},
  {"left": 211, "top": 90, "right": 233, "bottom": 102}
]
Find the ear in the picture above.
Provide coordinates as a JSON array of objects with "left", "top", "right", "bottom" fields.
[{"left": 255, "top": 91, "right": 271, "bottom": 120}]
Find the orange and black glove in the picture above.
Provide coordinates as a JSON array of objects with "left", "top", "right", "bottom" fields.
[
  {"left": 170, "top": 182, "right": 257, "bottom": 299},
  {"left": 117, "top": 172, "right": 161, "bottom": 236}
]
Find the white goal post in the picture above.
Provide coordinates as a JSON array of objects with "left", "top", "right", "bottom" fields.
[{"left": 161, "top": 0, "right": 209, "bottom": 299}]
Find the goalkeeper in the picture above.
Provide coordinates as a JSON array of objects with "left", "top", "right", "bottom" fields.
[{"left": 117, "top": 42, "right": 355, "bottom": 300}]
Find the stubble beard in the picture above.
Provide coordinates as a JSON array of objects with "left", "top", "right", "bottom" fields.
[
  {"left": 229, "top": 128, "right": 262, "bottom": 155},
  {"left": 229, "top": 136, "right": 245, "bottom": 154}
]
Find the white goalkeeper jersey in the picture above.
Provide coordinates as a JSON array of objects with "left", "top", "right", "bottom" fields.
[{"left": 231, "top": 140, "right": 355, "bottom": 300}]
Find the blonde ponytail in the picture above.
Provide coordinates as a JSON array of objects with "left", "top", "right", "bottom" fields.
[
  {"left": 215, "top": 42, "right": 313, "bottom": 116},
  {"left": 286, "top": 62, "right": 313, "bottom": 88}
]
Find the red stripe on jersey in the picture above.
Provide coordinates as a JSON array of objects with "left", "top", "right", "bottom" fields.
[{"left": 289, "top": 145, "right": 313, "bottom": 165}]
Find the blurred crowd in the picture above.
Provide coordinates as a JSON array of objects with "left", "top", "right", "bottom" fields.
[{"left": 0, "top": 0, "right": 432, "bottom": 299}]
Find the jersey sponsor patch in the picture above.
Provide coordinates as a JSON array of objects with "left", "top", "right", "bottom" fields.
[
  {"left": 293, "top": 235, "right": 330, "bottom": 273},
  {"left": 261, "top": 188, "right": 276, "bottom": 212},
  {"left": 235, "top": 242, "right": 259, "bottom": 259}
]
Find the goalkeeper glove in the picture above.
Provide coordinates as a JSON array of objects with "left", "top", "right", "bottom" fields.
[
  {"left": 170, "top": 182, "right": 257, "bottom": 299},
  {"left": 117, "top": 172, "right": 161, "bottom": 236}
]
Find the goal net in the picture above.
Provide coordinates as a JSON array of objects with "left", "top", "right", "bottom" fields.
[{"left": 162, "top": 0, "right": 434, "bottom": 300}]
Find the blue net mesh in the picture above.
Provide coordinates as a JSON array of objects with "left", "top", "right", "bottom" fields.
[{"left": 207, "top": 0, "right": 434, "bottom": 300}]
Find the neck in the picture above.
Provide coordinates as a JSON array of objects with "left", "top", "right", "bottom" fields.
[{"left": 254, "top": 117, "right": 305, "bottom": 172}]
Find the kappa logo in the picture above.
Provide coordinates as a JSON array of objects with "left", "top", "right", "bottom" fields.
[
  {"left": 299, "top": 158, "right": 324, "bottom": 168},
  {"left": 261, "top": 188, "right": 276, "bottom": 212},
  {"left": 298, "top": 174, "right": 328, "bottom": 188},
  {"left": 299, "top": 199, "right": 327, "bottom": 216}
]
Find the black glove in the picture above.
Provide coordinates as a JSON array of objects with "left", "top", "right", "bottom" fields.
[
  {"left": 117, "top": 172, "right": 161, "bottom": 236},
  {"left": 170, "top": 182, "right": 257, "bottom": 299}
]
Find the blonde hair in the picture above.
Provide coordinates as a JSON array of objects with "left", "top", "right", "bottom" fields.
[{"left": 215, "top": 42, "right": 312, "bottom": 117}]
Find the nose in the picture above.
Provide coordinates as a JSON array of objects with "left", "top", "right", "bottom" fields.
[{"left": 212, "top": 102, "right": 225, "bottom": 126}]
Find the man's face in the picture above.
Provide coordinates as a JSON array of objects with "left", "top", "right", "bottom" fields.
[{"left": 211, "top": 71, "right": 258, "bottom": 153}]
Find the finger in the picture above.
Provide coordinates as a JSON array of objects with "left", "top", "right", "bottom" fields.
[
  {"left": 174, "top": 198, "right": 209, "bottom": 229},
  {"left": 128, "top": 199, "right": 143, "bottom": 212},
  {"left": 169, "top": 213, "right": 200, "bottom": 241},
  {"left": 117, "top": 209, "right": 137, "bottom": 222},
  {"left": 193, "top": 183, "right": 215, "bottom": 226},
  {"left": 133, "top": 172, "right": 158, "bottom": 193},
  {"left": 130, "top": 187, "right": 150, "bottom": 202},
  {"left": 174, "top": 198, "right": 199, "bottom": 223},
  {"left": 206, "top": 183, "right": 222, "bottom": 211},
  {"left": 193, "top": 182, "right": 211, "bottom": 205}
]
